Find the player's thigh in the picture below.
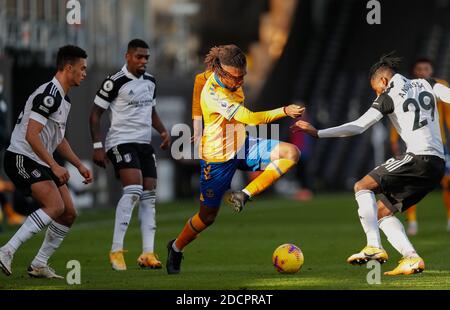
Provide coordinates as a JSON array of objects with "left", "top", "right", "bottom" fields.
[
  {"left": 270, "top": 141, "right": 300, "bottom": 162},
  {"left": 354, "top": 174, "right": 381, "bottom": 193},
  {"left": 118, "top": 168, "right": 143, "bottom": 187},
  {"left": 139, "top": 144, "right": 157, "bottom": 190},
  {"left": 54, "top": 184, "right": 77, "bottom": 226},
  {"left": 31, "top": 180, "right": 64, "bottom": 219},
  {"left": 200, "top": 159, "right": 237, "bottom": 208},
  {"left": 239, "top": 137, "right": 281, "bottom": 171}
]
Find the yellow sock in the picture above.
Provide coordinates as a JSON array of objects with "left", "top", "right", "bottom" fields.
[
  {"left": 175, "top": 213, "right": 207, "bottom": 251},
  {"left": 406, "top": 205, "right": 417, "bottom": 222},
  {"left": 244, "top": 159, "right": 296, "bottom": 197}
]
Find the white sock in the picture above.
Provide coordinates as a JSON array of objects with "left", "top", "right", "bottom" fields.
[
  {"left": 139, "top": 190, "right": 156, "bottom": 253},
  {"left": 172, "top": 242, "right": 181, "bottom": 252},
  {"left": 355, "top": 190, "right": 382, "bottom": 248},
  {"left": 379, "top": 215, "right": 418, "bottom": 258},
  {"left": 31, "top": 221, "right": 70, "bottom": 267},
  {"left": 3, "top": 209, "right": 52, "bottom": 254},
  {"left": 111, "top": 185, "right": 143, "bottom": 252}
]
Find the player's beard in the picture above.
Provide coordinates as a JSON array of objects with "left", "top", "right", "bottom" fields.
[{"left": 136, "top": 67, "right": 146, "bottom": 77}]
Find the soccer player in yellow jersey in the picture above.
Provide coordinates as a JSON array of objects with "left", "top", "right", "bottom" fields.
[
  {"left": 390, "top": 58, "right": 450, "bottom": 235},
  {"left": 166, "top": 44, "right": 304, "bottom": 274}
]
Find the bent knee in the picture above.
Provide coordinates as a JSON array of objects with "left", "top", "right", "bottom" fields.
[
  {"left": 202, "top": 214, "right": 216, "bottom": 226},
  {"left": 354, "top": 180, "right": 367, "bottom": 193},
  {"left": 279, "top": 144, "right": 301, "bottom": 162},
  {"left": 199, "top": 211, "right": 217, "bottom": 226},
  {"left": 64, "top": 208, "right": 78, "bottom": 224}
]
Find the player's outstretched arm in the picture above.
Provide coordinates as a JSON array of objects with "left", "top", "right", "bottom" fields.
[
  {"left": 291, "top": 107, "right": 383, "bottom": 138},
  {"left": 434, "top": 83, "right": 450, "bottom": 103},
  {"left": 233, "top": 104, "right": 304, "bottom": 125},
  {"left": 56, "top": 138, "right": 93, "bottom": 185},
  {"left": 89, "top": 104, "right": 109, "bottom": 168},
  {"left": 26, "top": 119, "right": 70, "bottom": 184}
]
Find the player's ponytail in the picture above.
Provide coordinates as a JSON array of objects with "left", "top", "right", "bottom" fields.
[{"left": 369, "top": 51, "right": 402, "bottom": 79}]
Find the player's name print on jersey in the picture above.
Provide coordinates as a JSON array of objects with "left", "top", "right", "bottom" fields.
[{"left": 371, "top": 73, "right": 444, "bottom": 159}]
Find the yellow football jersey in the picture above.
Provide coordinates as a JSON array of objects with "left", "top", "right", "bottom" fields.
[{"left": 200, "top": 73, "right": 246, "bottom": 162}]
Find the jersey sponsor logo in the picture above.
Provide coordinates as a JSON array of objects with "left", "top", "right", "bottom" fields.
[
  {"left": 128, "top": 89, "right": 135, "bottom": 96},
  {"left": 31, "top": 169, "right": 42, "bottom": 178},
  {"left": 128, "top": 98, "right": 153, "bottom": 107},
  {"left": 124, "top": 153, "right": 132, "bottom": 163},
  {"left": 43, "top": 96, "right": 55, "bottom": 108},
  {"left": 103, "top": 80, "right": 114, "bottom": 92}
]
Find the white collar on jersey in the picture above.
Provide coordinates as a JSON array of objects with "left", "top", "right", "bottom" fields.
[
  {"left": 122, "top": 64, "right": 145, "bottom": 80},
  {"left": 51, "top": 77, "right": 65, "bottom": 97}
]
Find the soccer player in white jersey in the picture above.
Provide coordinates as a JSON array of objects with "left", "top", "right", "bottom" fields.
[
  {"left": 291, "top": 53, "right": 450, "bottom": 275},
  {"left": 0, "top": 45, "right": 93, "bottom": 278},
  {"left": 89, "top": 39, "right": 170, "bottom": 271}
]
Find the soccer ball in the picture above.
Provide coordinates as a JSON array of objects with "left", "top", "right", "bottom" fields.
[{"left": 272, "top": 243, "right": 304, "bottom": 274}]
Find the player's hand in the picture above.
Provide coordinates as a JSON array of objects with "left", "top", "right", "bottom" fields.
[
  {"left": 77, "top": 164, "right": 93, "bottom": 184},
  {"left": 160, "top": 131, "right": 171, "bottom": 150},
  {"left": 284, "top": 105, "right": 305, "bottom": 118},
  {"left": 51, "top": 164, "right": 70, "bottom": 184},
  {"left": 93, "top": 148, "right": 109, "bottom": 168},
  {"left": 290, "top": 120, "right": 319, "bottom": 138}
]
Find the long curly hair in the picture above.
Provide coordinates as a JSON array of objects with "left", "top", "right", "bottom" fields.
[{"left": 204, "top": 44, "right": 247, "bottom": 73}]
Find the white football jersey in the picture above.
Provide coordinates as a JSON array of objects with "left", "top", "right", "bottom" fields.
[
  {"left": 94, "top": 65, "right": 156, "bottom": 151},
  {"left": 372, "top": 73, "right": 444, "bottom": 158},
  {"left": 8, "top": 77, "right": 71, "bottom": 167}
]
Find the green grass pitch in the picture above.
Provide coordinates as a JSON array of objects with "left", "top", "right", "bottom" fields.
[{"left": 1, "top": 192, "right": 450, "bottom": 290}]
